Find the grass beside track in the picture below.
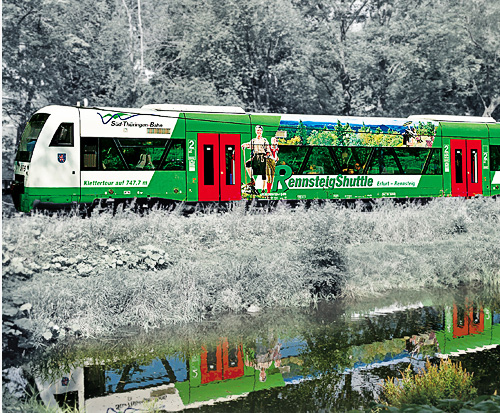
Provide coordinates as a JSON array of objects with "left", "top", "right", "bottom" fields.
[{"left": 2, "top": 197, "right": 500, "bottom": 345}]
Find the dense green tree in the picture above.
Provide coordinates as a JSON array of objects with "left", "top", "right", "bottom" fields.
[
  {"left": 456, "top": 0, "right": 500, "bottom": 117},
  {"left": 350, "top": 0, "right": 500, "bottom": 118},
  {"left": 2, "top": 0, "right": 137, "bottom": 141},
  {"left": 143, "top": 0, "right": 309, "bottom": 112},
  {"left": 293, "top": 0, "right": 375, "bottom": 115},
  {"left": 2, "top": 0, "right": 498, "bottom": 155},
  {"left": 3, "top": 0, "right": 58, "bottom": 139}
]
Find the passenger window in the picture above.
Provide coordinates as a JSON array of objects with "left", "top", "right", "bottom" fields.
[
  {"left": 423, "top": 149, "right": 442, "bottom": 175},
  {"left": 366, "top": 148, "right": 401, "bottom": 174},
  {"left": 100, "top": 138, "right": 126, "bottom": 170},
  {"left": 161, "top": 140, "right": 186, "bottom": 170},
  {"left": 117, "top": 139, "right": 166, "bottom": 170},
  {"left": 394, "top": 148, "right": 427, "bottom": 174},
  {"left": 490, "top": 145, "right": 500, "bottom": 171},
  {"left": 303, "top": 147, "right": 338, "bottom": 174},
  {"left": 50, "top": 123, "right": 74, "bottom": 147},
  {"left": 332, "top": 147, "right": 371, "bottom": 174},
  {"left": 277, "top": 146, "right": 309, "bottom": 173}
]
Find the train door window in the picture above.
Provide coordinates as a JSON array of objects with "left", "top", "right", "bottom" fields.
[
  {"left": 490, "top": 145, "right": 500, "bottom": 171},
  {"left": 277, "top": 146, "right": 309, "bottom": 173},
  {"left": 204, "top": 145, "right": 215, "bottom": 185},
  {"left": 117, "top": 139, "right": 166, "bottom": 170},
  {"left": 81, "top": 138, "right": 98, "bottom": 170},
  {"left": 227, "top": 345, "right": 238, "bottom": 367},
  {"left": 470, "top": 148, "right": 478, "bottom": 183},
  {"left": 455, "top": 305, "right": 465, "bottom": 328},
  {"left": 49, "top": 123, "right": 74, "bottom": 147},
  {"left": 100, "top": 138, "right": 126, "bottom": 170},
  {"left": 160, "top": 140, "right": 186, "bottom": 170},
  {"left": 225, "top": 145, "right": 236, "bottom": 185},
  {"left": 366, "top": 148, "right": 400, "bottom": 174},
  {"left": 472, "top": 304, "right": 481, "bottom": 324},
  {"left": 455, "top": 149, "right": 463, "bottom": 183},
  {"left": 303, "top": 146, "right": 337, "bottom": 174}
]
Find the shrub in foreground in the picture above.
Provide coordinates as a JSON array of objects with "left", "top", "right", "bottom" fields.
[
  {"left": 370, "top": 395, "right": 500, "bottom": 412},
  {"left": 380, "top": 358, "right": 477, "bottom": 411}
]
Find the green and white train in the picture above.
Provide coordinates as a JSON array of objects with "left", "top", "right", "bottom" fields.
[{"left": 11, "top": 104, "right": 500, "bottom": 212}]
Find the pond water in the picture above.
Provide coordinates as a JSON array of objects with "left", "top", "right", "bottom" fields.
[{"left": 30, "top": 287, "right": 499, "bottom": 412}]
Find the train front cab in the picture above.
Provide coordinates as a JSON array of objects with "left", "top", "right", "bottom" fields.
[
  {"left": 441, "top": 121, "right": 500, "bottom": 197},
  {"left": 12, "top": 106, "right": 81, "bottom": 212}
]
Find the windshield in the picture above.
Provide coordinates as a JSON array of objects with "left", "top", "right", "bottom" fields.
[{"left": 15, "top": 113, "right": 50, "bottom": 162}]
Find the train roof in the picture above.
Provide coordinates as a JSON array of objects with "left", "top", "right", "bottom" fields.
[
  {"left": 141, "top": 104, "right": 246, "bottom": 114},
  {"left": 407, "top": 114, "right": 496, "bottom": 123},
  {"left": 39, "top": 105, "right": 498, "bottom": 124}
]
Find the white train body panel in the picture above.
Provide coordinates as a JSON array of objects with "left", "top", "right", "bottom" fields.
[
  {"left": 79, "top": 108, "right": 179, "bottom": 138},
  {"left": 28, "top": 106, "right": 81, "bottom": 189}
]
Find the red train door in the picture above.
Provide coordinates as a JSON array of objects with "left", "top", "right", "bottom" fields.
[
  {"left": 450, "top": 140, "right": 482, "bottom": 197},
  {"left": 220, "top": 134, "right": 241, "bottom": 201},
  {"left": 198, "top": 133, "right": 241, "bottom": 201},
  {"left": 467, "top": 140, "right": 482, "bottom": 196},
  {"left": 198, "top": 133, "right": 219, "bottom": 201}
]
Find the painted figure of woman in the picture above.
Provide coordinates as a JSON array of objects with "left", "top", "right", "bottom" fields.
[{"left": 265, "top": 136, "right": 279, "bottom": 193}]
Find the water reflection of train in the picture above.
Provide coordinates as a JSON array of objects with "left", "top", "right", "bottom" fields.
[
  {"left": 36, "top": 300, "right": 499, "bottom": 412},
  {"left": 36, "top": 338, "right": 287, "bottom": 411},
  {"left": 436, "top": 300, "right": 500, "bottom": 355}
]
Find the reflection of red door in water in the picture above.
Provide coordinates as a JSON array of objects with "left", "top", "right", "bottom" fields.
[
  {"left": 200, "top": 339, "right": 244, "bottom": 384},
  {"left": 450, "top": 140, "right": 482, "bottom": 197},
  {"left": 198, "top": 134, "right": 241, "bottom": 201},
  {"left": 453, "top": 302, "right": 484, "bottom": 338},
  {"left": 200, "top": 344, "right": 223, "bottom": 384},
  {"left": 222, "top": 341, "right": 244, "bottom": 380}
]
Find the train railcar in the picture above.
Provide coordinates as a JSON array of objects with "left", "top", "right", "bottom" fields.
[{"left": 11, "top": 104, "right": 500, "bottom": 212}]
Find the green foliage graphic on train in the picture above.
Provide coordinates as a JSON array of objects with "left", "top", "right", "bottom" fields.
[
  {"left": 277, "top": 118, "right": 437, "bottom": 147},
  {"left": 241, "top": 116, "right": 441, "bottom": 200}
]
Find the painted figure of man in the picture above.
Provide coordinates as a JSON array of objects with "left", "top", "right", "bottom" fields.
[{"left": 244, "top": 342, "right": 282, "bottom": 383}]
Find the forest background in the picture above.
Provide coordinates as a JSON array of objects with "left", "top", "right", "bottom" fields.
[{"left": 2, "top": 0, "right": 499, "bottom": 177}]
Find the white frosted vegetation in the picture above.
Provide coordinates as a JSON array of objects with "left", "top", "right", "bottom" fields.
[{"left": 2, "top": 197, "right": 499, "bottom": 341}]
